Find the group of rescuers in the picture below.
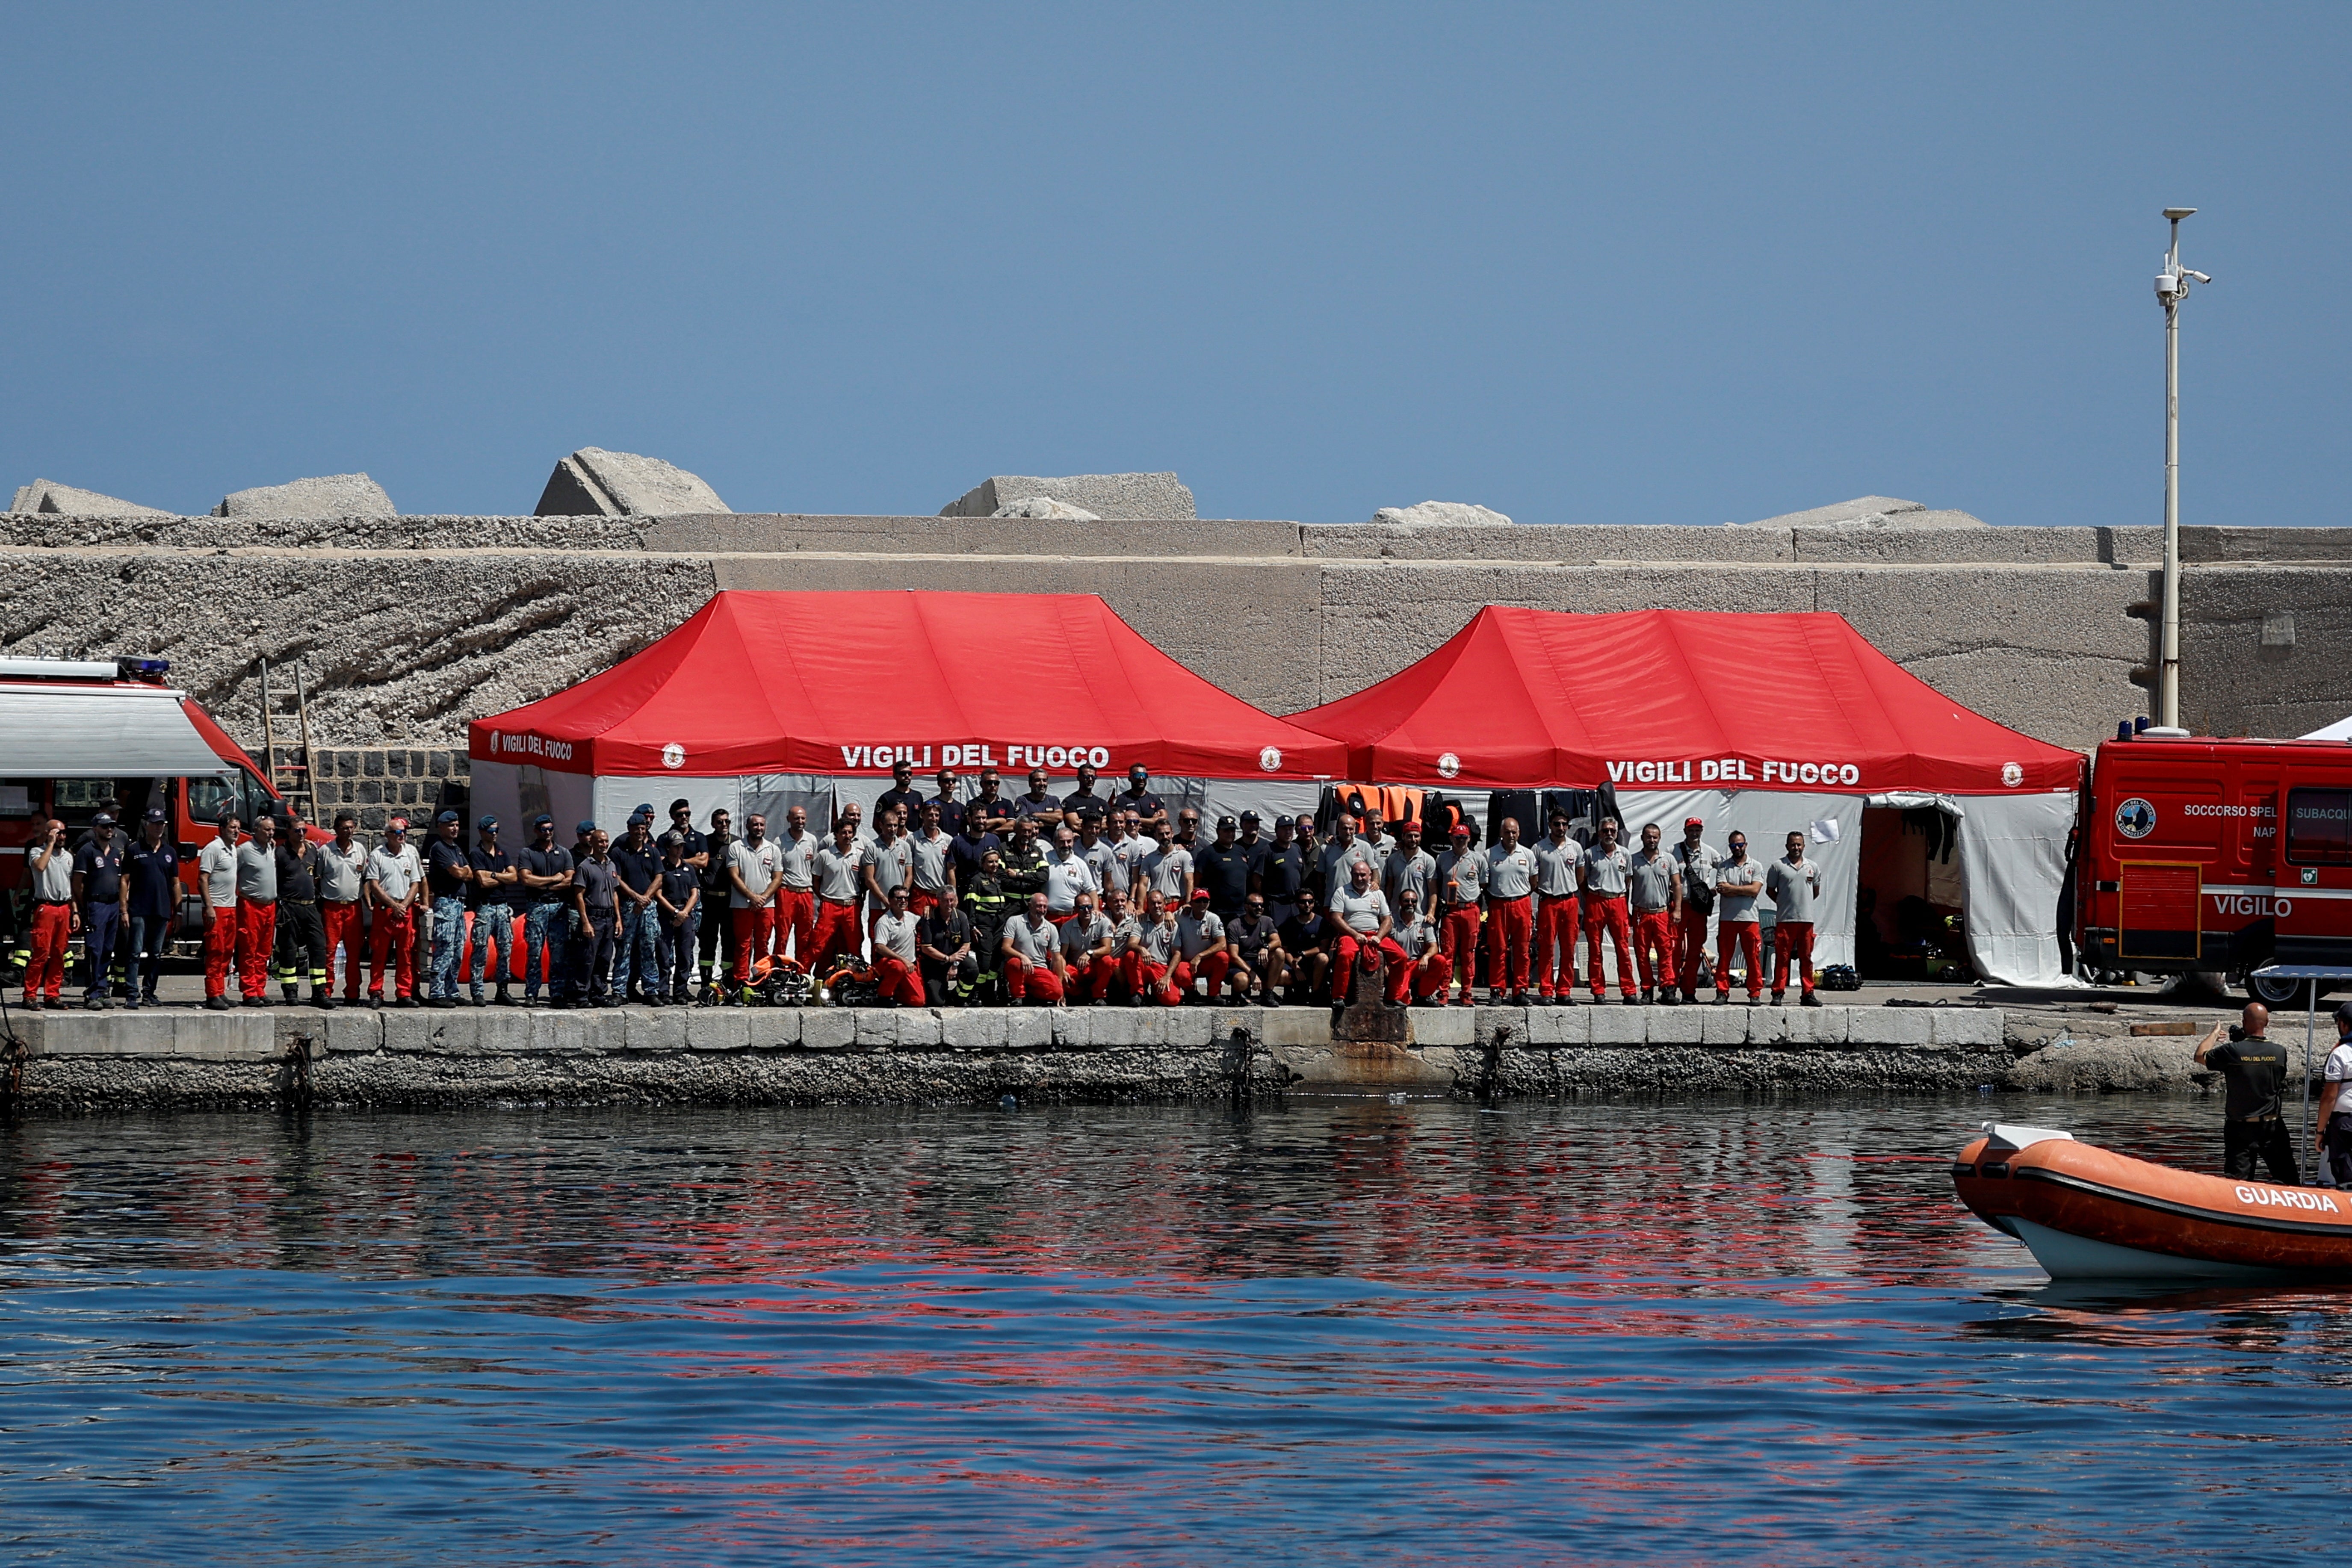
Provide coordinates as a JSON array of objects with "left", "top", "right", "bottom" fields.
[
  {"left": 2192, "top": 998, "right": 2352, "bottom": 1191},
  {"left": 15, "top": 758, "right": 1832, "bottom": 1015}
]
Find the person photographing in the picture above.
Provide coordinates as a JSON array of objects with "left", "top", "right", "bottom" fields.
[{"left": 2193, "top": 1002, "right": 2297, "bottom": 1183}]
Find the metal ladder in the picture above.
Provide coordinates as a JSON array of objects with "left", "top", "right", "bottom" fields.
[{"left": 257, "top": 657, "right": 316, "bottom": 821}]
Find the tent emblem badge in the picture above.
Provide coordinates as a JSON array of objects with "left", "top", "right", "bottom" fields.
[
  {"left": 661, "top": 742, "right": 686, "bottom": 771},
  {"left": 2115, "top": 797, "right": 2156, "bottom": 839},
  {"left": 2001, "top": 762, "right": 2023, "bottom": 787},
  {"left": 1259, "top": 746, "right": 1282, "bottom": 773},
  {"left": 1436, "top": 753, "right": 1461, "bottom": 779}
]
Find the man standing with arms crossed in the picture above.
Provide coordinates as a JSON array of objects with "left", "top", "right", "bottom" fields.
[
  {"left": 909, "top": 799, "right": 956, "bottom": 918},
  {"left": 1531, "top": 810, "right": 1583, "bottom": 1003},
  {"left": 233, "top": 814, "right": 281, "bottom": 1009},
  {"left": 1482, "top": 815, "right": 1537, "bottom": 1005},
  {"left": 517, "top": 815, "right": 573, "bottom": 1006},
  {"left": 1766, "top": 829, "right": 1824, "bottom": 1007},
  {"left": 424, "top": 810, "right": 474, "bottom": 1007},
  {"left": 272, "top": 805, "right": 331, "bottom": 1008},
  {"left": 1711, "top": 831, "right": 1766, "bottom": 1003},
  {"left": 1624, "top": 822, "right": 1681, "bottom": 1006},
  {"left": 1578, "top": 818, "right": 1637, "bottom": 1004},
  {"left": 728, "top": 812, "right": 785, "bottom": 1001},
  {"left": 467, "top": 815, "right": 519, "bottom": 1006}
]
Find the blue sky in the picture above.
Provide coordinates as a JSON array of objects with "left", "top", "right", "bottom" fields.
[{"left": 3, "top": 4, "right": 2345, "bottom": 526}]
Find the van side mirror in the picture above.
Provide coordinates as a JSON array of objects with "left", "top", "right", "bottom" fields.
[{"left": 177, "top": 841, "right": 198, "bottom": 858}]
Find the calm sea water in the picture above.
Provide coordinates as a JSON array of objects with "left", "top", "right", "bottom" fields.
[{"left": 0, "top": 1091, "right": 2343, "bottom": 1565}]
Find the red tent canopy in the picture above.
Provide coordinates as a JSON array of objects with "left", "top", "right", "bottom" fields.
[
  {"left": 470, "top": 590, "right": 1348, "bottom": 780},
  {"left": 1286, "top": 607, "right": 2083, "bottom": 795}
]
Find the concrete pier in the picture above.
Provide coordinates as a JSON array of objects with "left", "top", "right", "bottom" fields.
[{"left": 1, "top": 1001, "right": 2019, "bottom": 1112}]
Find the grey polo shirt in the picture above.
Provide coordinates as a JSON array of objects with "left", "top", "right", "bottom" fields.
[
  {"left": 1767, "top": 856, "right": 1823, "bottom": 924},
  {"left": 1628, "top": 850, "right": 1675, "bottom": 912},
  {"left": 235, "top": 841, "right": 280, "bottom": 902}
]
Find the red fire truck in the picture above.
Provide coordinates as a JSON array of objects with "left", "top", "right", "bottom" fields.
[
  {"left": 1, "top": 656, "right": 291, "bottom": 955},
  {"left": 2074, "top": 734, "right": 2352, "bottom": 1002}
]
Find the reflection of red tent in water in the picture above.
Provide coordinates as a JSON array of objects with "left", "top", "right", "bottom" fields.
[
  {"left": 1288, "top": 608, "right": 2086, "bottom": 986},
  {"left": 466, "top": 590, "right": 1347, "bottom": 838}
]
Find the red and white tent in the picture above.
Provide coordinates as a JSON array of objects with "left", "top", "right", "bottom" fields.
[
  {"left": 1288, "top": 608, "right": 2087, "bottom": 984},
  {"left": 468, "top": 590, "right": 1345, "bottom": 837}
]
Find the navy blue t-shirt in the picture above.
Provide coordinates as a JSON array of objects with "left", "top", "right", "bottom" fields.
[
  {"left": 124, "top": 840, "right": 180, "bottom": 921},
  {"left": 467, "top": 846, "right": 515, "bottom": 908},
  {"left": 949, "top": 829, "right": 1003, "bottom": 886},
  {"left": 426, "top": 838, "right": 470, "bottom": 899},
  {"left": 73, "top": 839, "right": 126, "bottom": 904},
  {"left": 608, "top": 842, "right": 660, "bottom": 898}
]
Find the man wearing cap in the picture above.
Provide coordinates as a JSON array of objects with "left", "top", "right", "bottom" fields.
[
  {"left": 517, "top": 815, "right": 575, "bottom": 1005},
  {"left": 999, "top": 891, "right": 1067, "bottom": 1006},
  {"left": 1669, "top": 817, "right": 1723, "bottom": 1004},
  {"left": 1766, "top": 830, "right": 1825, "bottom": 1007},
  {"left": 875, "top": 760, "right": 925, "bottom": 832},
  {"left": 1578, "top": 818, "right": 1637, "bottom": 1004},
  {"left": 468, "top": 815, "right": 519, "bottom": 1006},
  {"left": 272, "top": 805, "right": 332, "bottom": 1008},
  {"left": 122, "top": 807, "right": 180, "bottom": 1010},
  {"left": 232, "top": 814, "right": 281, "bottom": 1008},
  {"left": 1482, "top": 815, "right": 1538, "bottom": 1005},
  {"left": 1531, "top": 811, "right": 1584, "bottom": 1003},
  {"left": 653, "top": 830, "right": 700, "bottom": 1004},
  {"left": 569, "top": 827, "right": 621, "bottom": 1007},
  {"left": 807, "top": 818, "right": 869, "bottom": 989},
  {"left": 1435, "top": 822, "right": 1486, "bottom": 1007},
  {"left": 610, "top": 808, "right": 664, "bottom": 1004},
  {"left": 1713, "top": 830, "right": 1766, "bottom": 1004},
  {"left": 315, "top": 812, "right": 367, "bottom": 1005},
  {"left": 19, "top": 818, "right": 75, "bottom": 1010},
  {"left": 71, "top": 811, "right": 126, "bottom": 1010},
  {"left": 1627, "top": 822, "right": 1682, "bottom": 1006},
  {"left": 1193, "top": 815, "right": 1253, "bottom": 924},
  {"left": 726, "top": 812, "right": 784, "bottom": 999},
  {"left": 1115, "top": 764, "right": 1167, "bottom": 836},
  {"left": 423, "top": 810, "right": 474, "bottom": 1007},
  {"left": 364, "top": 817, "right": 423, "bottom": 1007}
]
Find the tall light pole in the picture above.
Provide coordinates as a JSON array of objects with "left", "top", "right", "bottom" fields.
[{"left": 2154, "top": 207, "right": 2210, "bottom": 732}]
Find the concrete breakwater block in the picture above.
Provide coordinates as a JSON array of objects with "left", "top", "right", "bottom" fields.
[
  {"left": 214, "top": 472, "right": 394, "bottom": 519},
  {"left": 13, "top": 1007, "right": 279, "bottom": 1060}
]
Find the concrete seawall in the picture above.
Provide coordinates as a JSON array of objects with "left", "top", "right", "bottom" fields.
[{"left": 2, "top": 1001, "right": 2022, "bottom": 1112}]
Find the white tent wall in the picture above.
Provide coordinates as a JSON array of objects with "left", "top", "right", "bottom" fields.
[
  {"left": 1953, "top": 791, "right": 2079, "bottom": 986},
  {"left": 591, "top": 776, "right": 743, "bottom": 836},
  {"left": 1615, "top": 789, "right": 1863, "bottom": 969}
]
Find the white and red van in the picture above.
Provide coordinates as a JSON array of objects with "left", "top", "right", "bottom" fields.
[
  {"left": 0, "top": 656, "right": 289, "bottom": 943},
  {"left": 2074, "top": 735, "right": 2352, "bottom": 1001}
]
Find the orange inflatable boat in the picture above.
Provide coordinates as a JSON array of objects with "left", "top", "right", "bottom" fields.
[{"left": 1953, "top": 1123, "right": 2352, "bottom": 1279}]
